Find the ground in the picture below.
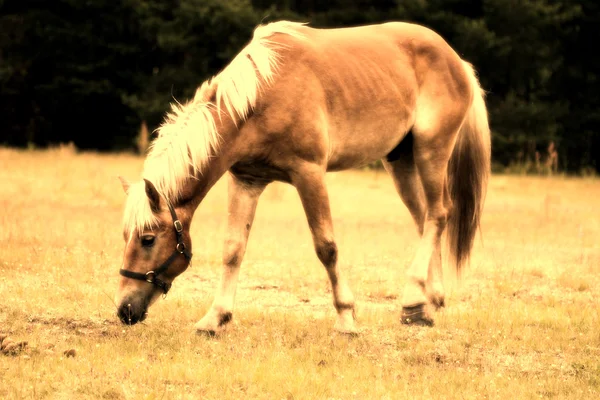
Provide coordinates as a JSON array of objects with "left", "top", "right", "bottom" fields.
[{"left": 0, "top": 146, "right": 599, "bottom": 399}]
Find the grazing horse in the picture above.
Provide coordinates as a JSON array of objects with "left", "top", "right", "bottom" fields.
[{"left": 115, "top": 20, "right": 490, "bottom": 333}]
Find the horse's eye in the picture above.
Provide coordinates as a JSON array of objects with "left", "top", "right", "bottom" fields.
[{"left": 141, "top": 235, "right": 155, "bottom": 248}]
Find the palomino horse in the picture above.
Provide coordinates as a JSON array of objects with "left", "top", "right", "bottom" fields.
[{"left": 116, "top": 20, "right": 490, "bottom": 333}]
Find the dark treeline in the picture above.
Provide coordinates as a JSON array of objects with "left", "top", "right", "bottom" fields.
[{"left": 1, "top": 0, "right": 598, "bottom": 172}]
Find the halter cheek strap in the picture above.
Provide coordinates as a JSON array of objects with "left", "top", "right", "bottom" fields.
[{"left": 119, "top": 203, "right": 192, "bottom": 295}]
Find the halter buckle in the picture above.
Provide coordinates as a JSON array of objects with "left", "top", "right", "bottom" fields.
[
  {"left": 145, "top": 271, "right": 156, "bottom": 283},
  {"left": 174, "top": 220, "right": 183, "bottom": 233}
]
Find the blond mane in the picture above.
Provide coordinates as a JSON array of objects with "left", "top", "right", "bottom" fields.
[{"left": 123, "top": 21, "right": 306, "bottom": 235}]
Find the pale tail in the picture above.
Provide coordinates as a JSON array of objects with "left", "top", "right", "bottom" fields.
[{"left": 447, "top": 61, "right": 491, "bottom": 272}]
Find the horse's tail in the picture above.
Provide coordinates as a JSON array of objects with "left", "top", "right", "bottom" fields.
[{"left": 447, "top": 61, "right": 491, "bottom": 272}]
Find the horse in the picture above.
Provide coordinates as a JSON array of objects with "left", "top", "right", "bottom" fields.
[{"left": 115, "top": 20, "right": 490, "bottom": 334}]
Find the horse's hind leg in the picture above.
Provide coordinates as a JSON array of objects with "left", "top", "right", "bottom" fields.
[
  {"left": 400, "top": 110, "right": 466, "bottom": 325},
  {"left": 195, "top": 172, "right": 267, "bottom": 335},
  {"left": 383, "top": 133, "right": 426, "bottom": 234},
  {"left": 383, "top": 134, "right": 446, "bottom": 311},
  {"left": 291, "top": 163, "right": 357, "bottom": 334}
]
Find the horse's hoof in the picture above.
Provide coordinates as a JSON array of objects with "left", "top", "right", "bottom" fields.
[
  {"left": 401, "top": 304, "right": 434, "bottom": 327},
  {"left": 194, "top": 311, "right": 232, "bottom": 336},
  {"left": 334, "top": 323, "right": 359, "bottom": 337},
  {"left": 335, "top": 330, "right": 359, "bottom": 338},
  {"left": 195, "top": 328, "right": 218, "bottom": 337},
  {"left": 334, "top": 308, "right": 358, "bottom": 336}
]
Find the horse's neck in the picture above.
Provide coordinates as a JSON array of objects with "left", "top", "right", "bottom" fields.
[
  {"left": 180, "top": 112, "right": 239, "bottom": 212},
  {"left": 184, "top": 154, "right": 231, "bottom": 210}
]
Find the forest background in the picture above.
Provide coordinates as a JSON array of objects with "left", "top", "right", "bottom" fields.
[{"left": 1, "top": 0, "right": 598, "bottom": 173}]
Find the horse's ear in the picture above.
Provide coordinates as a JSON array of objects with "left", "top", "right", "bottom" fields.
[
  {"left": 118, "top": 176, "right": 131, "bottom": 194},
  {"left": 143, "top": 179, "right": 161, "bottom": 213}
]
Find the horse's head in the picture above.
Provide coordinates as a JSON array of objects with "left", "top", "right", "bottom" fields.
[{"left": 115, "top": 177, "right": 193, "bottom": 325}]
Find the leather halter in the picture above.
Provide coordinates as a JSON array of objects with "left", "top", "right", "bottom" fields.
[{"left": 119, "top": 202, "right": 192, "bottom": 295}]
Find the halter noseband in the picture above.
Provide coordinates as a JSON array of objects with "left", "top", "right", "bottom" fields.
[{"left": 119, "top": 202, "right": 192, "bottom": 295}]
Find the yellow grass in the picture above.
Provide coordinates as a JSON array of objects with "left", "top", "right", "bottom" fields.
[{"left": 1, "top": 147, "right": 599, "bottom": 399}]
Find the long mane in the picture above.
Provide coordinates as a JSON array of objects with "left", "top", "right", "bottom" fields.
[{"left": 123, "top": 21, "right": 306, "bottom": 235}]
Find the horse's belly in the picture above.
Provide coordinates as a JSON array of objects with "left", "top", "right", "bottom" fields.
[
  {"left": 319, "top": 72, "right": 416, "bottom": 171},
  {"left": 326, "top": 108, "right": 412, "bottom": 171},
  {"left": 230, "top": 160, "right": 292, "bottom": 184}
]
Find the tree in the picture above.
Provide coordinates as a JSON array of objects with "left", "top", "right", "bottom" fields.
[
  {"left": 0, "top": 0, "right": 148, "bottom": 149},
  {"left": 124, "top": 0, "right": 261, "bottom": 130},
  {"left": 1, "top": 0, "right": 598, "bottom": 171}
]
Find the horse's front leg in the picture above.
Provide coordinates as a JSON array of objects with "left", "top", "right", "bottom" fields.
[
  {"left": 195, "top": 173, "right": 267, "bottom": 335},
  {"left": 292, "top": 163, "right": 357, "bottom": 334}
]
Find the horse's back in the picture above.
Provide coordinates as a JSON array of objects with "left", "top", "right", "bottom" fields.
[
  {"left": 253, "top": 22, "right": 472, "bottom": 170},
  {"left": 291, "top": 21, "right": 463, "bottom": 68}
]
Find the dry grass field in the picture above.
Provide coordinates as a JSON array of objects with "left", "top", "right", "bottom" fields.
[{"left": 1, "top": 146, "right": 599, "bottom": 399}]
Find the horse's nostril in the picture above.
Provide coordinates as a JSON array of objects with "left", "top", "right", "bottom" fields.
[{"left": 118, "top": 303, "right": 146, "bottom": 325}]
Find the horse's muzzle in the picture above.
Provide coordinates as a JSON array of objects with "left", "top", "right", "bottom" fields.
[{"left": 117, "top": 298, "right": 148, "bottom": 325}]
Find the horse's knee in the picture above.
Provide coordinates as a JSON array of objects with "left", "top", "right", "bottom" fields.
[
  {"left": 426, "top": 208, "right": 449, "bottom": 233},
  {"left": 223, "top": 238, "right": 244, "bottom": 267},
  {"left": 316, "top": 240, "right": 338, "bottom": 267},
  {"left": 437, "top": 209, "right": 449, "bottom": 227}
]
